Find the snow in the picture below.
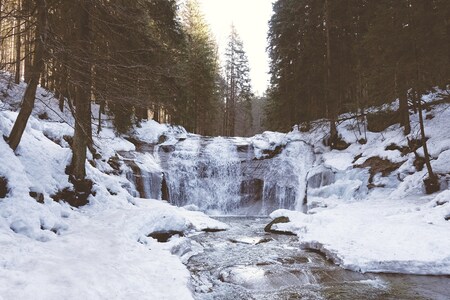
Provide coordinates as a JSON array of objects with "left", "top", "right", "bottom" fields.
[
  {"left": 0, "top": 197, "right": 228, "bottom": 299},
  {"left": 1, "top": 70, "right": 450, "bottom": 300},
  {"left": 0, "top": 73, "right": 228, "bottom": 299},
  {"left": 270, "top": 192, "right": 450, "bottom": 275}
]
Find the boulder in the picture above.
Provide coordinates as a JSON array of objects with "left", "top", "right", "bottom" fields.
[
  {"left": 264, "top": 216, "right": 295, "bottom": 235},
  {"left": 148, "top": 230, "right": 184, "bottom": 243}
]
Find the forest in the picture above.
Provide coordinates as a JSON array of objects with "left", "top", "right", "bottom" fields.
[
  {"left": 1, "top": 0, "right": 450, "bottom": 298},
  {"left": 2, "top": 0, "right": 449, "bottom": 195}
]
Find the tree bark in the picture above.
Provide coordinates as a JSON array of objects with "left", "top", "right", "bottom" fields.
[
  {"left": 7, "top": 0, "right": 47, "bottom": 151},
  {"left": 71, "top": 0, "right": 91, "bottom": 180},
  {"left": 324, "top": 0, "right": 338, "bottom": 146},
  {"left": 14, "top": 0, "right": 21, "bottom": 84}
]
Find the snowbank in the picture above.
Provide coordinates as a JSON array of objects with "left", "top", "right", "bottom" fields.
[{"left": 270, "top": 192, "right": 450, "bottom": 275}]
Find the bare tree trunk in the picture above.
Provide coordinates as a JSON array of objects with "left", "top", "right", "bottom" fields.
[
  {"left": 71, "top": 0, "right": 91, "bottom": 181},
  {"left": 14, "top": 0, "right": 21, "bottom": 84},
  {"left": 324, "top": 0, "right": 338, "bottom": 147},
  {"left": 409, "top": 0, "right": 438, "bottom": 194},
  {"left": 395, "top": 63, "right": 411, "bottom": 135},
  {"left": 8, "top": 0, "right": 47, "bottom": 151}
]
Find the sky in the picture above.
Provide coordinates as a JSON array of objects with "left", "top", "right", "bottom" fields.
[{"left": 197, "top": 0, "right": 275, "bottom": 96}]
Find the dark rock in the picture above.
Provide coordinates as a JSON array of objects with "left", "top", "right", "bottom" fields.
[
  {"left": 148, "top": 230, "right": 184, "bottom": 243},
  {"left": 424, "top": 176, "right": 440, "bottom": 194},
  {"left": 236, "top": 144, "right": 251, "bottom": 153},
  {"left": 161, "top": 173, "right": 170, "bottom": 201},
  {"left": 107, "top": 188, "right": 118, "bottom": 196},
  {"left": 202, "top": 228, "right": 226, "bottom": 233},
  {"left": 352, "top": 153, "right": 363, "bottom": 164},
  {"left": 264, "top": 216, "right": 295, "bottom": 235},
  {"left": 358, "top": 138, "right": 367, "bottom": 145},
  {"left": 256, "top": 144, "right": 284, "bottom": 160},
  {"left": 158, "top": 135, "right": 168, "bottom": 144},
  {"left": 240, "top": 178, "right": 264, "bottom": 205},
  {"left": 29, "top": 191, "right": 44, "bottom": 203},
  {"left": 436, "top": 199, "right": 448, "bottom": 206},
  {"left": 445, "top": 215, "right": 450, "bottom": 221},
  {"left": 0, "top": 176, "right": 8, "bottom": 198},
  {"left": 159, "top": 144, "right": 176, "bottom": 153},
  {"left": 255, "top": 237, "right": 273, "bottom": 245},
  {"left": 426, "top": 114, "right": 434, "bottom": 120},
  {"left": 107, "top": 155, "right": 121, "bottom": 175}
]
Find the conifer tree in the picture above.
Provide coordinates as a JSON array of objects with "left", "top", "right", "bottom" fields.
[
  {"left": 179, "top": 0, "right": 221, "bottom": 135},
  {"left": 224, "top": 25, "right": 253, "bottom": 137}
]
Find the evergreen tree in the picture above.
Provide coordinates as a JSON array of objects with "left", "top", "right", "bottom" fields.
[
  {"left": 224, "top": 25, "right": 253, "bottom": 137},
  {"left": 179, "top": 0, "right": 221, "bottom": 135}
]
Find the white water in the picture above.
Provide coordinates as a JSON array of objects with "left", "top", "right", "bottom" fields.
[{"left": 153, "top": 135, "right": 315, "bottom": 215}]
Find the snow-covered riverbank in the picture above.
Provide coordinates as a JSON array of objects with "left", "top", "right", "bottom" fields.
[{"left": 1, "top": 74, "right": 450, "bottom": 299}]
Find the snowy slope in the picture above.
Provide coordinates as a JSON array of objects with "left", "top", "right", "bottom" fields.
[
  {"left": 0, "top": 73, "right": 229, "bottom": 299},
  {"left": 264, "top": 89, "right": 450, "bottom": 275}
]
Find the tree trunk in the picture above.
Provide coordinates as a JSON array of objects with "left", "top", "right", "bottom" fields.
[
  {"left": 395, "top": 64, "right": 411, "bottom": 135},
  {"left": 14, "top": 0, "right": 21, "bottom": 84},
  {"left": 71, "top": 0, "right": 91, "bottom": 180},
  {"left": 7, "top": 0, "right": 47, "bottom": 151},
  {"left": 324, "top": 0, "right": 338, "bottom": 146}
]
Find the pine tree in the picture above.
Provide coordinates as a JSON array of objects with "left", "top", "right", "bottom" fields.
[
  {"left": 224, "top": 25, "right": 253, "bottom": 137},
  {"left": 179, "top": 0, "right": 221, "bottom": 135}
]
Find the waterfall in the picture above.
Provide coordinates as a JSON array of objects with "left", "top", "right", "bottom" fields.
[
  {"left": 163, "top": 137, "right": 243, "bottom": 213},
  {"left": 123, "top": 133, "right": 315, "bottom": 215},
  {"left": 159, "top": 135, "right": 314, "bottom": 215}
]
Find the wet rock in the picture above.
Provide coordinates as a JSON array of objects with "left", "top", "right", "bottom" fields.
[
  {"left": 264, "top": 216, "right": 295, "bottom": 235},
  {"left": 202, "top": 228, "right": 226, "bottom": 233},
  {"left": 255, "top": 237, "right": 273, "bottom": 245},
  {"left": 240, "top": 178, "right": 264, "bottom": 205},
  {"left": 236, "top": 144, "right": 251, "bottom": 153},
  {"left": 254, "top": 144, "right": 284, "bottom": 160},
  {"left": 159, "top": 144, "right": 176, "bottom": 153},
  {"left": 148, "top": 230, "right": 184, "bottom": 243}
]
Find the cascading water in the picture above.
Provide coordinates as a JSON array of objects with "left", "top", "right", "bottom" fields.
[
  {"left": 154, "top": 133, "right": 315, "bottom": 215},
  {"left": 162, "top": 137, "right": 243, "bottom": 214}
]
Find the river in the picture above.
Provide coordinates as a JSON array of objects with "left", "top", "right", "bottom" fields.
[{"left": 185, "top": 217, "right": 450, "bottom": 300}]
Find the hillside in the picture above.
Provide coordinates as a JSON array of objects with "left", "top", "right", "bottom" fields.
[{"left": 0, "top": 74, "right": 450, "bottom": 298}]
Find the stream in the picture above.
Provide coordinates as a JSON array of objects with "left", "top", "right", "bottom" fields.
[{"left": 186, "top": 217, "right": 450, "bottom": 300}]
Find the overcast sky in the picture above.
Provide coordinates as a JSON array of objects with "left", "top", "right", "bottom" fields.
[{"left": 197, "top": 0, "right": 275, "bottom": 96}]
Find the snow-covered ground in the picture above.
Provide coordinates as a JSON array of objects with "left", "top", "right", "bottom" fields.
[
  {"left": 1, "top": 72, "right": 450, "bottom": 300},
  {"left": 0, "top": 74, "right": 228, "bottom": 299},
  {"left": 264, "top": 89, "right": 450, "bottom": 275}
]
